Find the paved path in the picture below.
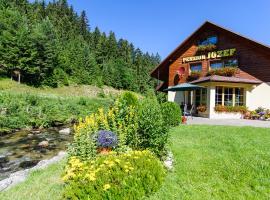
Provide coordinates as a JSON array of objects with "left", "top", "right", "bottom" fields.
[{"left": 187, "top": 117, "right": 270, "bottom": 128}]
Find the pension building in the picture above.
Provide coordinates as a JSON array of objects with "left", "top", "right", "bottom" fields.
[{"left": 151, "top": 21, "right": 270, "bottom": 119}]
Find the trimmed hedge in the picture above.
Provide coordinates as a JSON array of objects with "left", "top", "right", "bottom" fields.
[{"left": 161, "top": 102, "right": 181, "bottom": 127}]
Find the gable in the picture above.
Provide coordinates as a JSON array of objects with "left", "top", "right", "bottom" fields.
[{"left": 151, "top": 21, "right": 270, "bottom": 87}]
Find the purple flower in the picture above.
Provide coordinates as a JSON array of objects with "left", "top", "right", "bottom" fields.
[
  {"left": 96, "top": 130, "right": 118, "bottom": 148},
  {"left": 259, "top": 112, "right": 265, "bottom": 116}
]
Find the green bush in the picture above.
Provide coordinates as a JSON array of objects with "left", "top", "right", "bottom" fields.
[
  {"left": 116, "top": 91, "right": 139, "bottom": 108},
  {"left": 161, "top": 102, "right": 181, "bottom": 127},
  {"left": 137, "top": 98, "right": 168, "bottom": 157},
  {"left": 63, "top": 150, "right": 166, "bottom": 200}
]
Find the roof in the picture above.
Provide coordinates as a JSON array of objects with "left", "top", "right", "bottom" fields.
[
  {"left": 151, "top": 21, "right": 270, "bottom": 81},
  {"left": 189, "top": 75, "right": 262, "bottom": 84},
  {"left": 164, "top": 83, "right": 205, "bottom": 92}
]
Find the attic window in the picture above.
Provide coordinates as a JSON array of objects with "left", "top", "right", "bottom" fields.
[{"left": 198, "top": 36, "right": 218, "bottom": 46}]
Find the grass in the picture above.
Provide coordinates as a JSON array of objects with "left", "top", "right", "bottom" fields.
[
  {"left": 148, "top": 125, "right": 270, "bottom": 200},
  {"left": 0, "top": 160, "right": 66, "bottom": 200},
  {"left": 0, "top": 78, "right": 121, "bottom": 98},
  {"left": 0, "top": 79, "right": 117, "bottom": 132},
  {"left": 1, "top": 125, "right": 270, "bottom": 199}
]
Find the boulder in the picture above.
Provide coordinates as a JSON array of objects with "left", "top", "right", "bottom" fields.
[
  {"left": 59, "top": 128, "right": 71, "bottom": 135},
  {"left": 38, "top": 141, "right": 49, "bottom": 148},
  {"left": 19, "top": 159, "right": 39, "bottom": 169}
]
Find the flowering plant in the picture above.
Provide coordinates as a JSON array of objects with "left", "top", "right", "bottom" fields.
[
  {"left": 197, "top": 104, "right": 207, "bottom": 112},
  {"left": 63, "top": 150, "right": 165, "bottom": 200},
  {"left": 96, "top": 130, "right": 118, "bottom": 148},
  {"left": 207, "top": 67, "right": 238, "bottom": 77}
]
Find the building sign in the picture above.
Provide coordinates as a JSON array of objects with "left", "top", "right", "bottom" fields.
[{"left": 182, "top": 48, "right": 236, "bottom": 63}]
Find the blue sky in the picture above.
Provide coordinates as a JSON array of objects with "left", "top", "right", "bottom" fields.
[{"left": 39, "top": 0, "right": 270, "bottom": 59}]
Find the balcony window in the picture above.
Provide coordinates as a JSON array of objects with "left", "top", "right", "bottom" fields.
[
  {"left": 190, "top": 63, "right": 202, "bottom": 72},
  {"left": 210, "top": 59, "right": 238, "bottom": 69},
  {"left": 210, "top": 61, "right": 223, "bottom": 69},
  {"left": 198, "top": 35, "right": 218, "bottom": 46},
  {"left": 224, "top": 59, "right": 238, "bottom": 67}
]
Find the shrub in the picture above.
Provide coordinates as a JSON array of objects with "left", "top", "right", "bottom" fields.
[
  {"left": 207, "top": 67, "right": 238, "bottom": 77},
  {"left": 63, "top": 150, "right": 166, "bottom": 200},
  {"left": 70, "top": 104, "right": 138, "bottom": 160},
  {"left": 161, "top": 102, "right": 181, "bottom": 127},
  {"left": 116, "top": 91, "right": 139, "bottom": 108},
  {"left": 137, "top": 98, "right": 168, "bottom": 157}
]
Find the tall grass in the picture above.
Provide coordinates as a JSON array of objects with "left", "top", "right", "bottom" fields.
[{"left": 0, "top": 92, "right": 113, "bottom": 132}]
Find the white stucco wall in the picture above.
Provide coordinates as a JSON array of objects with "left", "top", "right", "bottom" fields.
[
  {"left": 246, "top": 83, "right": 270, "bottom": 110},
  {"left": 168, "top": 91, "right": 184, "bottom": 105}
]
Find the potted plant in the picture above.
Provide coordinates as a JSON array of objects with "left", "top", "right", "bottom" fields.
[
  {"left": 197, "top": 44, "right": 216, "bottom": 52},
  {"left": 187, "top": 71, "right": 202, "bottom": 82},
  {"left": 181, "top": 116, "right": 187, "bottom": 124},
  {"left": 207, "top": 67, "right": 238, "bottom": 77},
  {"left": 197, "top": 104, "right": 207, "bottom": 113},
  {"left": 96, "top": 130, "right": 118, "bottom": 154},
  {"left": 250, "top": 111, "right": 260, "bottom": 120}
]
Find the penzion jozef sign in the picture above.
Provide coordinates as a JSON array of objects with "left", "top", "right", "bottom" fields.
[{"left": 182, "top": 48, "right": 236, "bottom": 63}]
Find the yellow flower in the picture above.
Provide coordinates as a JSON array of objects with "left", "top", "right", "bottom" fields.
[
  {"left": 125, "top": 169, "right": 129, "bottom": 173},
  {"left": 115, "top": 159, "right": 121, "bottom": 163},
  {"left": 103, "top": 184, "right": 111, "bottom": 191}
]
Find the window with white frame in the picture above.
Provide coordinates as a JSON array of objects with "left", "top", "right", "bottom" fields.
[{"left": 215, "top": 87, "right": 245, "bottom": 106}]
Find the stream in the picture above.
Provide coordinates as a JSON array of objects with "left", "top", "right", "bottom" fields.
[{"left": 0, "top": 128, "right": 73, "bottom": 181}]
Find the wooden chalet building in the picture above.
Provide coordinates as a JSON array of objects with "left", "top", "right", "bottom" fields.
[{"left": 151, "top": 21, "right": 270, "bottom": 119}]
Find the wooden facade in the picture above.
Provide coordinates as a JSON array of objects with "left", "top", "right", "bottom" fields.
[{"left": 151, "top": 21, "right": 270, "bottom": 90}]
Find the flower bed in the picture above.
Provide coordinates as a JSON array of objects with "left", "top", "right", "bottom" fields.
[
  {"left": 63, "top": 151, "right": 165, "bottom": 200},
  {"left": 244, "top": 107, "right": 270, "bottom": 120},
  {"left": 64, "top": 92, "right": 182, "bottom": 199},
  {"left": 214, "top": 105, "right": 247, "bottom": 113}
]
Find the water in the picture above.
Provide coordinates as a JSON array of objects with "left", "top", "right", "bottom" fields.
[{"left": 0, "top": 128, "right": 73, "bottom": 181}]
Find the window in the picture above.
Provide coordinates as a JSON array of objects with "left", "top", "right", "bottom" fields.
[
  {"left": 224, "top": 87, "right": 233, "bottom": 106},
  {"left": 215, "top": 87, "right": 223, "bottom": 105},
  {"left": 210, "top": 61, "right": 223, "bottom": 69},
  {"left": 201, "top": 89, "right": 207, "bottom": 105},
  {"left": 224, "top": 59, "right": 238, "bottom": 67},
  {"left": 215, "top": 87, "right": 245, "bottom": 106},
  {"left": 198, "top": 35, "right": 218, "bottom": 46},
  {"left": 210, "top": 59, "right": 238, "bottom": 69},
  {"left": 190, "top": 63, "right": 202, "bottom": 72},
  {"left": 235, "top": 88, "right": 244, "bottom": 106},
  {"left": 195, "top": 89, "right": 207, "bottom": 106}
]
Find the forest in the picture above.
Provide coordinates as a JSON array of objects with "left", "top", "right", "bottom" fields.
[{"left": 0, "top": 0, "right": 161, "bottom": 93}]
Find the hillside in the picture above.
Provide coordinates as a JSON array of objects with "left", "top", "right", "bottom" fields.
[{"left": 0, "top": 79, "right": 118, "bottom": 133}]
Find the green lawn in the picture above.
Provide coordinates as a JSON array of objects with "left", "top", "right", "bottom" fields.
[
  {"left": 148, "top": 125, "right": 270, "bottom": 200},
  {"left": 1, "top": 125, "right": 270, "bottom": 200},
  {"left": 0, "top": 160, "right": 66, "bottom": 200}
]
